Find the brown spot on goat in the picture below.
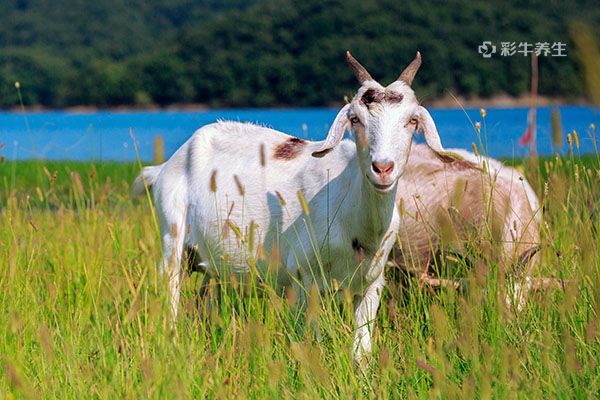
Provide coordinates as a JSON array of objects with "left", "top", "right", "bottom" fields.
[
  {"left": 385, "top": 91, "right": 404, "bottom": 103},
  {"left": 273, "top": 138, "right": 306, "bottom": 160},
  {"left": 361, "top": 88, "right": 384, "bottom": 105},
  {"left": 361, "top": 89, "right": 403, "bottom": 106}
]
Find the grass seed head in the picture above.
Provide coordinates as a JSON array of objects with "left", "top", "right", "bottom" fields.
[
  {"left": 210, "top": 170, "right": 217, "bottom": 192},
  {"left": 153, "top": 135, "right": 165, "bottom": 164},
  {"left": 233, "top": 174, "right": 245, "bottom": 196},
  {"left": 297, "top": 190, "right": 310, "bottom": 215},
  {"left": 275, "top": 191, "right": 286, "bottom": 206},
  {"left": 285, "top": 285, "right": 297, "bottom": 306},
  {"left": 259, "top": 143, "right": 266, "bottom": 167},
  {"left": 307, "top": 284, "right": 321, "bottom": 321},
  {"left": 551, "top": 107, "right": 563, "bottom": 149}
]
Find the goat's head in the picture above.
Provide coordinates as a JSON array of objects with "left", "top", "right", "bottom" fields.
[{"left": 313, "top": 51, "right": 451, "bottom": 193}]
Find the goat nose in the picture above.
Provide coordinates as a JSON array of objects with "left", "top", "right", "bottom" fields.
[{"left": 371, "top": 161, "right": 395, "bottom": 176}]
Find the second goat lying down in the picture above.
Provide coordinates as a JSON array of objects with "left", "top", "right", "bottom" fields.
[
  {"left": 391, "top": 144, "right": 540, "bottom": 307},
  {"left": 133, "top": 51, "right": 453, "bottom": 363}
]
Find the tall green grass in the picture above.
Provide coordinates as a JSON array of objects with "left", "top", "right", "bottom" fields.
[{"left": 0, "top": 153, "right": 598, "bottom": 398}]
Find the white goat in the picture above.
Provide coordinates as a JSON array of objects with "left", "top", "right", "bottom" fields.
[
  {"left": 392, "top": 144, "right": 540, "bottom": 308},
  {"left": 133, "top": 51, "right": 453, "bottom": 363}
]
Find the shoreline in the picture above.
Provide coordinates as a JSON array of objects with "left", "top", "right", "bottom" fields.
[
  {"left": 426, "top": 94, "right": 589, "bottom": 109},
  {"left": 2, "top": 94, "right": 592, "bottom": 114}
]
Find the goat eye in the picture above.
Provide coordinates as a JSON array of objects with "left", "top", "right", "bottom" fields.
[
  {"left": 350, "top": 116, "right": 360, "bottom": 124},
  {"left": 408, "top": 117, "right": 419, "bottom": 130}
]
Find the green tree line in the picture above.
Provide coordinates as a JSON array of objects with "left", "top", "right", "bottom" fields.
[{"left": 0, "top": 0, "right": 598, "bottom": 108}]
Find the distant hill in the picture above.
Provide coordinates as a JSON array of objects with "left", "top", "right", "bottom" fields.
[
  {"left": 0, "top": 0, "right": 255, "bottom": 58},
  {"left": 0, "top": 0, "right": 598, "bottom": 107}
]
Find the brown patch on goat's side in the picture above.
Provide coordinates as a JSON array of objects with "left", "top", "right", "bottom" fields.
[{"left": 273, "top": 137, "right": 306, "bottom": 160}]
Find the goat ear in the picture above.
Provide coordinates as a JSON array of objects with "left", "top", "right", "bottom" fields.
[
  {"left": 415, "top": 106, "right": 455, "bottom": 163},
  {"left": 312, "top": 104, "right": 351, "bottom": 158}
]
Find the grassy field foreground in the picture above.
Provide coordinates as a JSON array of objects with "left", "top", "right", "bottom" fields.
[{"left": 0, "top": 155, "right": 599, "bottom": 398}]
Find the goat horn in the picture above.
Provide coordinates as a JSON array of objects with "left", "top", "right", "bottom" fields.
[
  {"left": 346, "top": 51, "right": 373, "bottom": 84},
  {"left": 398, "top": 51, "right": 422, "bottom": 86}
]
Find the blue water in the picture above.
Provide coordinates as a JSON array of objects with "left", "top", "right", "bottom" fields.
[{"left": 0, "top": 106, "right": 598, "bottom": 161}]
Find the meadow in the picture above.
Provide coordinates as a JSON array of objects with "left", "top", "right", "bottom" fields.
[{"left": 0, "top": 148, "right": 598, "bottom": 398}]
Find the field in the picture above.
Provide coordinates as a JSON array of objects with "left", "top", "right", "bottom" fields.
[{"left": 1, "top": 151, "right": 599, "bottom": 398}]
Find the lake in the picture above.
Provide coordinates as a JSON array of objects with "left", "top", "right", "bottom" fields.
[{"left": 0, "top": 106, "right": 598, "bottom": 161}]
